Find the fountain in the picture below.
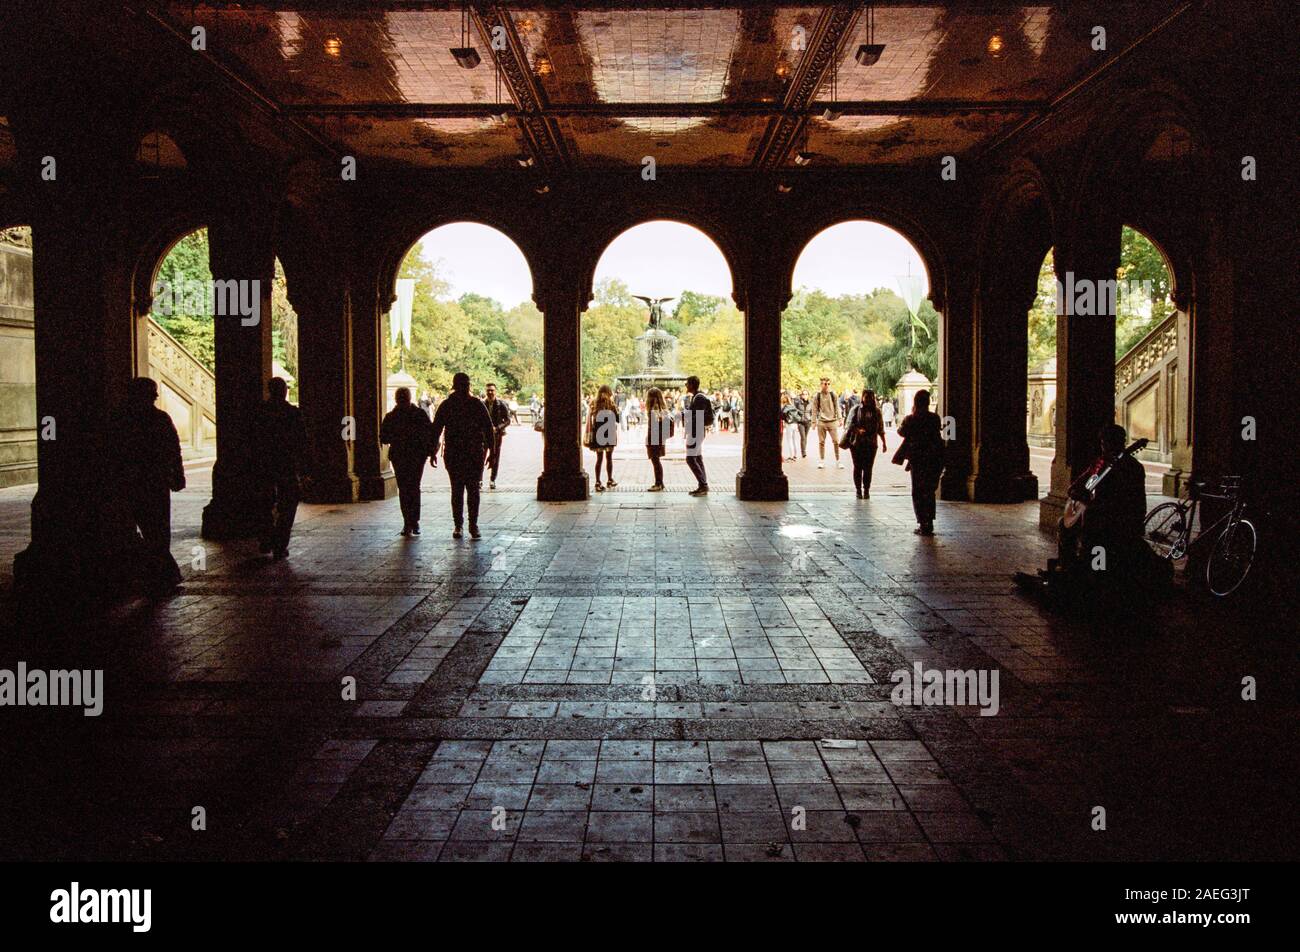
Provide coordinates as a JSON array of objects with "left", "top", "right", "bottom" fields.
[{"left": 616, "top": 295, "right": 689, "bottom": 395}]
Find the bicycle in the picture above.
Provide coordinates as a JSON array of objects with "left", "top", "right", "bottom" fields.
[{"left": 1143, "top": 475, "right": 1257, "bottom": 597}]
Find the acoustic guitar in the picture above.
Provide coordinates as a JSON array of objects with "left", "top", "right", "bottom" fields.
[{"left": 1061, "top": 438, "right": 1149, "bottom": 529}]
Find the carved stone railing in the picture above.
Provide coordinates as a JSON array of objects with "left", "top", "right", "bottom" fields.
[
  {"left": 1114, "top": 312, "right": 1178, "bottom": 395},
  {"left": 147, "top": 318, "right": 216, "bottom": 452}
]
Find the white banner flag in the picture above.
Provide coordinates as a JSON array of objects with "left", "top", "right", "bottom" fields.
[
  {"left": 392, "top": 278, "right": 415, "bottom": 348},
  {"left": 895, "top": 274, "right": 926, "bottom": 317}
]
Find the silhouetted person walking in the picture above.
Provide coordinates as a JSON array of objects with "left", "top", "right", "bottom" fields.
[
  {"left": 431, "top": 372, "right": 494, "bottom": 539},
  {"left": 255, "top": 377, "right": 309, "bottom": 559},
  {"left": 483, "top": 382, "right": 511, "bottom": 490},
  {"left": 114, "top": 376, "right": 185, "bottom": 593},
  {"left": 684, "top": 375, "right": 712, "bottom": 495},
  {"left": 381, "top": 386, "right": 434, "bottom": 536},
  {"left": 893, "top": 389, "right": 945, "bottom": 535}
]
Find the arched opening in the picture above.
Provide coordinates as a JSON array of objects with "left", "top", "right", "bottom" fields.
[
  {"left": 147, "top": 227, "right": 299, "bottom": 464},
  {"left": 394, "top": 222, "right": 537, "bottom": 489},
  {"left": 1113, "top": 226, "right": 1179, "bottom": 466},
  {"left": 586, "top": 220, "right": 735, "bottom": 492},
  {"left": 0, "top": 225, "right": 36, "bottom": 488},
  {"left": 1025, "top": 227, "right": 1177, "bottom": 499},
  {"left": 784, "top": 220, "right": 934, "bottom": 494}
]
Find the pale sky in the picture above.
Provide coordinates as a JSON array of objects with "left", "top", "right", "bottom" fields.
[{"left": 417, "top": 219, "right": 928, "bottom": 309}]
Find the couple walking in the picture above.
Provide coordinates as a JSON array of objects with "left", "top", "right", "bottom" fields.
[{"left": 381, "top": 372, "right": 493, "bottom": 539}]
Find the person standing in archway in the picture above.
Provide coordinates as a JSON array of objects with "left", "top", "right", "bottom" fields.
[
  {"left": 684, "top": 375, "right": 712, "bottom": 496},
  {"left": 381, "top": 386, "right": 434, "bottom": 536},
  {"left": 587, "top": 384, "right": 620, "bottom": 491},
  {"left": 431, "top": 372, "right": 494, "bottom": 539},
  {"left": 644, "top": 387, "right": 673, "bottom": 491},
  {"left": 893, "top": 390, "right": 945, "bottom": 535},
  {"left": 254, "top": 376, "right": 310, "bottom": 559},
  {"left": 795, "top": 388, "right": 811, "bottom": 457},
  {"left": 811, "top": 377, "right": 843, "bottom": 469},
  {"left": 483, "top": 382, "right": 511, "bottom": 490},
  {"left": 845, "top": 388, "right": 888, "bottom": 498}
]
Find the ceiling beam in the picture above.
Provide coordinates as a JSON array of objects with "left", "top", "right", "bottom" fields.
[
  {"left": 469, "top": 3, "right": 569, "bottom": 170},
  {"left": 752, "top": 3, "right": 859, "bottom": 169},
  {"left": 286, "top": 100, "right": 1047, "bottom": 120}
]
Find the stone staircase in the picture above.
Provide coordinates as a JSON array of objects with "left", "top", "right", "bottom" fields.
[{"left": 145, "top": 317, "right": 216, "bottom": 460}]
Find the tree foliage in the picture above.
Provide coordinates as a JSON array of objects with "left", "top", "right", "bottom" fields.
[
  {"left": 1026, "top": 228, "right": 1175, "bottom": 367},
  {"left": 150, "top": 228, "right": 299, "bottom": 397},
  {"left": 395, "top": 251, "right": 545, "bottom": 397}
]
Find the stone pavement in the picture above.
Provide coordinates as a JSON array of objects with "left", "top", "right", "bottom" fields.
[{"left": 0, "top": 477, "right": 1293, "bottom": 863}]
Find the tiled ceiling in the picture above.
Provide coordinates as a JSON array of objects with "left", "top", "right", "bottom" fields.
[{"left": 156, "top": 2, "right": 1183, "bottom": 170}]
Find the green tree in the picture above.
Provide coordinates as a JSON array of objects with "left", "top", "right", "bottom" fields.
[
  {"left": 151, "top": 229, "right": 215, "bottom": 369},
  {"left": 678, "top": 305, "right": 744, "bottom": 389},
  {"left": 1027, "top": 249, "right": 1058, "bottom": 369},
  {"left": 581, "top": 279, "right": 644, "bottom": 393},
  {"left": 860, "top": 297, "right": 939, "bottom": 395},
  {"left": 1115, "top": 226, "right": 1174, "bottom": 356}
]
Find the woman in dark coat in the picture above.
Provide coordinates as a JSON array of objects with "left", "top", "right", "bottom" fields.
[
  {"left": 644, "top": 386, "right": 673, "bottom": 491},
  {"left": 845, "top": 388, "right": 888, "bottom": 498},
  {"left": 894, "top": 389, "right": 945, "bottom": 534}
]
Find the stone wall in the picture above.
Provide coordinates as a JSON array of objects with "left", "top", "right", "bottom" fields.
[{"left": 0, "top": 242, "right": 36, "bottom": 489}]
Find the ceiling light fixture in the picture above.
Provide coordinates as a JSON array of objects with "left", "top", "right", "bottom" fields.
[
  {"left": 516, "top": 154, "right": 535, "bottom": 168},
  {"left": 450, "top": 3, "right": 480, "bottom": 68},
  {"left": 855, "top": 4, "right": 884, "bottom": 66},
  {"left": 986, "top": 33, "right": 1004, "bottom": 57},
  {"left": 534, "top": 54, "right": 553, "bottom": 76},
  {"left": 323, "top": 36, "right": 342, "bottom": 58},
  {"left": 793, "top": 152, "right": 813, "bottom": 166}
]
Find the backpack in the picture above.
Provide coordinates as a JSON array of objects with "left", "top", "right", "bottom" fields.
[{"left": 700, "top": 395, "right": 715, "bottom": 428}]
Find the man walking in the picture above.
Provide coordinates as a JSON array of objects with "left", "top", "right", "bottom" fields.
[
  {"left": 254, "top": 376, "right": 309, "bottom": 559},
  {"left": 431, "top": 372, "right": 495, "bottom": 539},
  {"left": 113, "top": 377, "right": 186, "bottom": 594},
  {"left": 483, "top": 382, "right": 511, "bottom": 490},
  {"left": 684, "top": 374, "right": 712, "bottom": 496},
  {"left": 381, "top": 386, "right": 434, "bottom": 536},
  {"left": 811, "top": 377, "right": 844, "bottom": 469}
]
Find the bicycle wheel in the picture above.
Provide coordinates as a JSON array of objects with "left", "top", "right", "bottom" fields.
[
  {"left": 1144, "top": 502, "right": 1189, "bottom": 560},
  {"left": 1206, "top": 518, "right": 1256, "bottom": 597}
]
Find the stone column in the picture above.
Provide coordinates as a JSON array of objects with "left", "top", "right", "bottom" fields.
[
  {"left": 200, "top": 208, "right": 275, "bottom": 538},
  {"left": 536, "top": 281, "right": 588, "bottom": 501},
  {"left": 968, "top": 286, "right": 1038, "bottom": 502},
  {"left": 352, "top": 280, "right": 396, "bottom": 500},
  {"left": 736, "top": 275, "right": 788, "bottom": 501},
  {"left": 938, "top": 276, "right": 975, "bottom": 500},
  {"left": 12, "top": 149, "right": 137, "bottom": 595},
  {"left": 1162, "top": 296, "right": 1193, "bottom": 496},
  {"left": 1041, "top": 233, "right": 1119, "bottom": 528},
  {"left": 292, "top": 275, "right": 359, "bottom": 504}
]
